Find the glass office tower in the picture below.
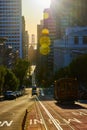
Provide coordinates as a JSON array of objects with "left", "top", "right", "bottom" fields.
[{"left": 0, "top": 0, "right": 22, "bottom": 57}]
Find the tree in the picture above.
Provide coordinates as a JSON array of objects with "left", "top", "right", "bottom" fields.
[
  {"left": 12, "top": 59, "right": 30, "bottom": 87},
  {"left": 0, "top": 66, "right": 7, "bottom": 95},
  {"left": 69, "top": 54, "right": 87, "bottom": 87},
  {"left": 54, "top": 66, "right": 70, "bottom": 80},
  {"left": 4, "top": 68, "right": 19, "bottom": 91}
]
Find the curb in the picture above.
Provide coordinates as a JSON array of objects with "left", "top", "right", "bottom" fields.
[{"left": 22, "top": 109, "right": 28, "bottom": 130}]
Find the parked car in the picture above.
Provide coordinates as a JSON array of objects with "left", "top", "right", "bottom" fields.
[
  {"left": 15, "top": 91, "right": 21, "bottom": 97},
  {"left": 4, "top": 91, "right": 16, "bottom": 100}
]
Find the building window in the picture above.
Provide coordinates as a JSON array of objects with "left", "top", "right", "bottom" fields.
[
  {"left": 83, "top": 36, "right": 87, "bottom": 44},
  {"left": 74, "top": 36, "right": 79, "bottom": 44}
]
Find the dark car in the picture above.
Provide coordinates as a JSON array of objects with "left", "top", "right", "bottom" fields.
[
  {"left": 15, "top": 91, "right": 21, "bottom": 97},
  {"left": 32, "top": 88, "right": 37, "bottom": 95},
  {"left": 4, "top": 91, "right": 16, "bottom": 100}
]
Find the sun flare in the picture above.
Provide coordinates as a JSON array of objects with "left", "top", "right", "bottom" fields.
[{"left": 37, "top": 0, "right": 51, "bottom": 8}]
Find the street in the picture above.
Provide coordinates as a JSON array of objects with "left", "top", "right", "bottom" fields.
[
  {"left": 0, "top": 88, "right": 33, "bottom": 130},
  {"left": 24, "top": 89, "right": 87, "bottom": 130},
  {"left": 0, "top": 88, "right": 87, "bottom": 130}
]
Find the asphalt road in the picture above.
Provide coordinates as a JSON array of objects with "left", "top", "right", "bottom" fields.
[
  {"left": 1, "top": 88, "right": 87, "bottom": 130},
  {"left": 0, "top": 88, "right": 33, "bottom": 130},
  {"left": 25, "top": 94, "right": 87, "bottom": 130}
]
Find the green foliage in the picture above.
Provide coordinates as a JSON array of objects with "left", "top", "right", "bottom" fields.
[
  {"left": 12, "top": 59, "right": 30, "bottom": 86},
  {"left": 0, "top": 59, "right": 30, "bottom": 93},
  {"left": 54, "top": 54, "right": 87, "bottom": 88},
  {"left": 69, "top": 54, "right": 87, "bottom": 84},
  {"left": 54, "top": 66, "right": 70, "bottom": 80},
  {"left": 0, "top": 66, "right": 7, "bottom": 94},
  {"left": 23, "top": 78, "right": 31, "bottom": 87},
  {"left": 4, "top": 68, "right": 19, "bottom": 91}
]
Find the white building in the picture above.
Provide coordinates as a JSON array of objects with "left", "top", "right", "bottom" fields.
[
  {"left": 53, "top": 27, "right": 87, "bottom": 73},
  {"left": 0, "top": 0, "right": 22, "bottom": 58}
]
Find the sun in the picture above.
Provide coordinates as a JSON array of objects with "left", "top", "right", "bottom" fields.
[{"left": 37, "top": 0, "right": 51, "bottom": 8}]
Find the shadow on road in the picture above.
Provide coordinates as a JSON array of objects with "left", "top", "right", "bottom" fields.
[{"left": 55, "top": 101, "right": 86, "bottom": 109}]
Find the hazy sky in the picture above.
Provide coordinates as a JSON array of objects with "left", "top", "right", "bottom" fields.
[{"left": 22, "top": 0, "right": 51, "bottom": 42}]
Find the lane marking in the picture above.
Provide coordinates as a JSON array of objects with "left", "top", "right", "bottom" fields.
[
  {"left": 36, "top": 97, "right": 63, "bottom": 130},
  {"left": 35, "top": 100, "right": 48, "bottom": 130},
  {"left": 0, "top": 120, "right": 13, "bottom": 127},
  {"left": 72, "top": 111, "right": 87, "bottom": 116},
  {"left": 63, "top": 118, "right": 82, "bottom": 124},
  {"left": 29, "top": 119, "right": 43, "bottom": 125}
]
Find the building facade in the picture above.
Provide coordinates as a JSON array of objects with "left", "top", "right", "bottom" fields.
[
  {"left": 53, "top": 27, "right": 87, "bottom": 72},
  {"left": 43, "top": 9, "right": 56, "bottom": 73},
  {"left": 50, "top": 0, "right": 87, "bottom": 39},
  {"left": 22, "top": 16, "right": 29, "bottom": 60},
  {"left": 0, "top": 0, "right": 22, "bottom": 58}
]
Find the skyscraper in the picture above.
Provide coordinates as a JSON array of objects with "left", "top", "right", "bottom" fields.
[
  {"left": 0, "top": 0, "right": 22, "bottom": 57},
  {"left": 43, "top": 8, "right": 56, "bottom": 74},
  {"left": 36, "top": 8, "right": 57, "bottom": 82},
  {"left": 50, "top": 0, "right": 87, "bottom": 39}
]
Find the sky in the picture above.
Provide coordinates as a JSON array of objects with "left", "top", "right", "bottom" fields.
[{"left": 22, "top": 0, "right": 51, "bottom": 43}]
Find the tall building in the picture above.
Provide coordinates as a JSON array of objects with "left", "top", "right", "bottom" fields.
[
  {"left": 0, "top": 0, "right": 22, "bottom": 58},
  {"left": 22, "top": 16, "right": 29, "bottom": 60},
  {"left": 53, "top": 27, "right": 87, "bottom": 72},
  {"left": 43, "top": 8, "right": 57, "bottom": 76},
  {"left": 22, "top": 16, "right": 26, "bottom": 59},
  {"left": 36, "top": 8, "right": 57, "bottom": 83},
  {"left": 31, "top": 34, "right": 35, "bottom": 44},
  {"left": 37, "top": 20, "right": 48, "bottom": 84},
  {"left": 50, "top": 0, "right": 87, "bottom": 39}
]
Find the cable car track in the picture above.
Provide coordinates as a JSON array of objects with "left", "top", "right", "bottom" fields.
[
  {"left": 24, "top": 95, "right": 87, "bottom": 130},
  {"left": 37, "top": 97, "right": 75, "bottom": 130},
  {"left": 37, "top": 97, "right": 87, "bottom": 130}
]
